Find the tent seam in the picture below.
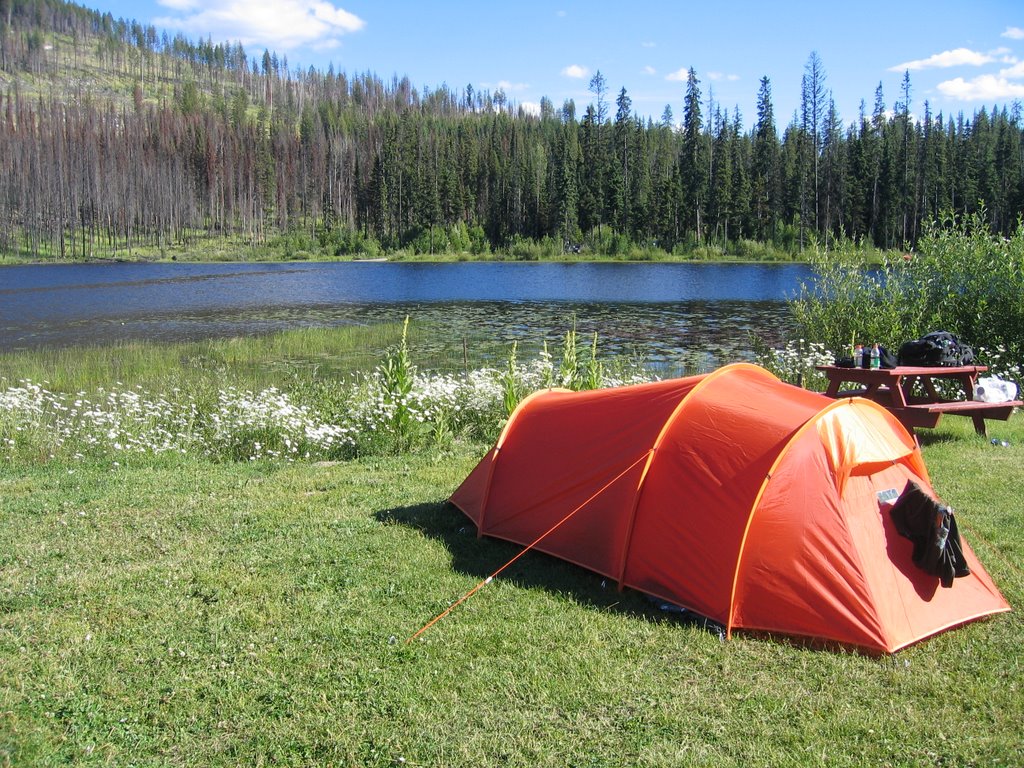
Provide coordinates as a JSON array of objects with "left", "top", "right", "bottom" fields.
[
  {"left": 475, "top": 387, "right": 570, "bottom": 536},
  {"left": 726, "top": 396, "right": 874, "bottom": 640},
  {"left": 614, "top": 363, "right": 771, "bottom": 590}
]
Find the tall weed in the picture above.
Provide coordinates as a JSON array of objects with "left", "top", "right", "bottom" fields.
[
  {"left": 377, "top": 316, "right": 419, "bottom": 452},
  {"left": 501, "top": 341, "right": 521, "bottom": 417}
]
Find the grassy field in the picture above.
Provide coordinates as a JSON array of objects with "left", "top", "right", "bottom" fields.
[{"left": 1, "top": 332, "right": 1022, "bottom": 767}]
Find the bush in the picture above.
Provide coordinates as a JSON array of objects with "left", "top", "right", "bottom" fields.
[
  {"left": 271, "top": 229, "right": 316, "bottom": 259},
  {"left": 789, "top": 215, "right": 1024, "bottom": 376},
  {"left": 447, "top": 221, "right": 472, "bottom": 253},
  {"left": 730, "top": 238, "right": 794, "bottom": 262},
  {"left": 407, "top": 227, "right": 451, "bottom": 256},
  {"left": 316, "top": 226, "right": 381, "bottom": 258},
  {"left": 507, "top": 235, "right": 542, "bottom": 260},
  {"left": 911, "top": 214, "right": 1024, "bottom": 372},
  {"left": 752, "top": 337, "right": 835, "bottom": 391},
  {"left": 582, "top": 227, "right": 632, "bottom": 256},
  {"left": 506, "top": 235, "right": 562, "bottom": 261},
  {"left": 468, "top": 224, "right": 490, "bottom": 255},
  {"left": 789, "top": 246, "right": 928, "bottom": 357}
]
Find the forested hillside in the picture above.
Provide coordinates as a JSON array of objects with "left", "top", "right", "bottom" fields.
[{"left": 2, "top": 0, "right": 1023, "bottom": 260}]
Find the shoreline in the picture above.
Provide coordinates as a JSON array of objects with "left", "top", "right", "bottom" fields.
[{"left": 0, "top": 251, "right": 808, "bottom": 267}]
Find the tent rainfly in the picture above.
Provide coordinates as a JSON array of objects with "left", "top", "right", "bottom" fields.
[{"left": 450, "top": 363, "right": 1010, "bottom": 653}]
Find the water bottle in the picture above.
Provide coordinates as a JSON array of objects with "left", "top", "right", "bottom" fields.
[
  {"left": 853, "top": 344, "right": 864, "bottom": 368},
  {"left": 870, "top": 343, "right": 881, "bottom": 370}
]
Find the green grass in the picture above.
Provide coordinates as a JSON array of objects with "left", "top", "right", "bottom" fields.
[{"left": 1, "top": 409, "right": 1021, "bottom": 766}]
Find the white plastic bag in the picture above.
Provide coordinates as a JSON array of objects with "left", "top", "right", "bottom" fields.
[{"left": 973, "top": 376, "right": 1018, "bottom": 403}]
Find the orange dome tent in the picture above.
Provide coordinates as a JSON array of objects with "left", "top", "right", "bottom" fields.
[{"left": 450, "top": 363, "right": 1009, "bottom": 653}]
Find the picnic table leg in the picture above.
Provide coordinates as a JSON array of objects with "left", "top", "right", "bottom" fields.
[
  {"left": 889, "top": 376, "right": 909, "bottom": 408},
  {"left": 920, "top": 376, "right": 941, "bottom": 401},
  {"left": 961, "top": 372, "right": 988, "bottom": 436}
]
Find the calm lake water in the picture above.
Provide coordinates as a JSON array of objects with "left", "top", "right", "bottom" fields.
[{"left": 0, "top": 261, "right": 812, "bottom": 374}]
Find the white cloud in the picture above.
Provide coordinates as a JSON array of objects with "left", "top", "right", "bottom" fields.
[
  {"left": 562, "top": 64, "right": 589, "bottom": 79},
  {"left": 937, "top": 74, "right": 1024, "bottom": 100},
  {"left": 490, "top": 80, "right": 529, "bottom": 93},
  {"left": 707, "top": 71, "right": 740, "bottom": 82},
  {"left": 311, "top": 38, "right": 341, "bottom": 52},
  {"left": 884, "top": 108, "right": 921, "bottom": 124},
  {"left": 157, "top": 0, "right": 200, "bottom": 10},
  {"left": 1002, "top": 26, "right": 1024, "bottom": 40},
  {"left": 642, "top": 65, "right": 656, "bottom": 76},
  {"left": 520, "top": 101, "right": 541, "bottom": 116},
  {"left": 665, "top": 68, "right": 689, "bottom": 82},
  {"left": 154, "top": 0, "right": 364, "bottom": 51},
  {"left": 642, "top": 41, "right": 656, "bottom": 49},
  {"left": 889, "top": 47, "right": 994, "bottom": 72},
  {"left": 1001, "top": 61, "right": 1024, "bottom": 78},
  {"left": 557, "top": 10, "right": 567, "bottom": 17},
  {"left": 987, "top": 47, "right": 1019, "bottom": 65}
]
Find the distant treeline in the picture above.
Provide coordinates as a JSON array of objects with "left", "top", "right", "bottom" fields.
[{"left": 2, "top": 0, "right": 1023, "bottom": 259}]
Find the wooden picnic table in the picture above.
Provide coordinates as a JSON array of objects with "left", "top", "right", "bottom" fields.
[{"left": 815, "top": 364, "right": 1021, "bottom": 436}]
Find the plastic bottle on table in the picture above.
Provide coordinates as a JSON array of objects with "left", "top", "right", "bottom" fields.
[
  {"left": 853, "top": 344, "right": 864, "bottom": 368},
  {"left": 870, "top": 343, "right": 881, "bottom": 369}
]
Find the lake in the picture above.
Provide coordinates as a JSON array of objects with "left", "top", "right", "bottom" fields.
[{"left": 0, "top": 261, "right": 812, "bottom": 374}]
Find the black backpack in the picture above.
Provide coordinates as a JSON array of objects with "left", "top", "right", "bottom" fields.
[{"left": 897, "top": 331, "right": 975, "bottom": 367}]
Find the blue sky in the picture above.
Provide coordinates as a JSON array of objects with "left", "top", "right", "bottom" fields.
[{"left": 91, "top": 0, "right": 1024, "bottom": 128}]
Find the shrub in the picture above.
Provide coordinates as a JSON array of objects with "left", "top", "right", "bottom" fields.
[
  {"left": 789, "top": 215, "right": 1024, "bottom": 376},
  {"left": 789, "top": 246, "right": 928, "bottom": 357},
  {"left": 407, "top": 227, "right": 451, "bottom": 256},
  {"left": 731, "top": 238, "right": 794, "bottom": 262},
  {"left": 468, "top": 224, "right": 490, "bottom": 255},
  {"left": 507, "top": 235, "right": 543, "bottom": 261},
  {"left": 911, "top": 214, "right": 1024, "bottom": 371},
  {"left": 315, "top": 226, "right": 381, "bottom": 258}
]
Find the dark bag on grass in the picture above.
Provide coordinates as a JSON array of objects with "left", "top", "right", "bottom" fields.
[{"left": 897, "top": 331, "right": 974, "bottom": 367}]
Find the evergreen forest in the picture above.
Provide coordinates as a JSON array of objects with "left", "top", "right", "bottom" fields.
[{"left": 2, "top": 0, "right": 1024, "bottom": 260}]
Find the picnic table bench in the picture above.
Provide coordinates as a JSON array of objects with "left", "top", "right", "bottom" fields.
[{"left": 815, "top": 364, "right": 1021, "bottom": 437}]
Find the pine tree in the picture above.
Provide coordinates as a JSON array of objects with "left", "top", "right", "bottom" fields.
[
  {"left": 752, "top": 76, "right": 780, "bottom": 241},
  {"left": 578, "top": 104, "right": 602, "bottom": 236},
  {"left": 730, "top": 108, "right": 752, "bottom": 240},
  {"left": 554, "top": 113, "right": 580, "bottom": 247},
  {"left": 821, "top": 96, "right": 844, "bottom": 240},
  {"left": 865, "top": 83, "right": 886, "bottom": 242},
  {"left": 629, "top": 117, "right": 652, "bottom": 241},
  {"left": 611, "top": 87, "right": 633, "bottom": 233},
  {"left": 803, "top": 52, "right": 827, "bottom": 235},
  {"left": 681, "top": 68, "right": 708, "bottom": 242},
  {"left": 844, "top": 101, "right": 870, "bottom": 239},
  {"left": 709, "top": 106, "right": 733, "bottom": 244}
]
